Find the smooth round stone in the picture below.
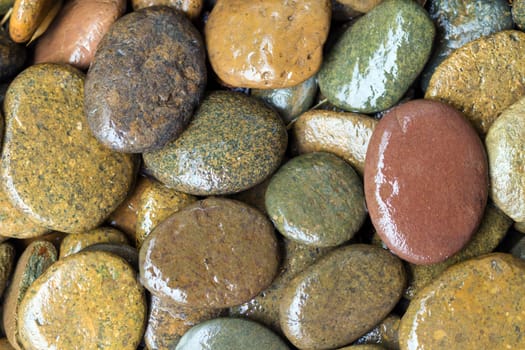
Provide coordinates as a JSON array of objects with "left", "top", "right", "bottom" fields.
[
  {"left": 81, "top": 243, "right": 139, "bottom": 270},
  {"left": 140, "top": 197, "right": 279, "bottom": 309},
  {"left": 176, "top": 318, "right": 290, "bottom": 350},
  {"left": 251, "top": 75, "right": 317, "bottom": 124},
  {"left": 266, "top": 152, "right": 366, "bottom": 247},
  {"left": 0, "top": 243, "right": 15, "bottom": 299},
  {"left": 514, "top": 0, "right": 525, "bottom": 29},
  {"left": 17, "top": 251, "right": 146, "bottom": 350},
  {"left": 143, "top": 91, "right": 287, "bottom": 196},
  {"left": 364, "top": 99, "right": 488, "bottom": 265},
  {"left": 145, "top": 295, "right": 220, "bottom": 350},
  {"left": 135, "top": 179, "right": 196, "bottom": 247},
  {"left": 355, "top": 314, "right": 400, "bottom": 350},
  {"left": 132, "top": 0, "right": 202, "bottom": 19},
  {"left": 291, "top": 109, "right": 377, "bottom": 174},
  {"left": 9, "top": 0, "right": 52, "bottom": 43},
  {"left": 426, "top": 30, "right": 525, "bottom": 134},
  {"left": 0, "top": 30, "right": 26, "bottom": 82},
  {"left": 205, "top": 0, "right": 330, "bottom": 89},
  {"left": 399, "top": 253, "right": 525, "bottom": 350},
  {"left": 34, "top": 0, "right": 126, "bottom": 70},
  {"left": 59, "top": 226, "right": 129, "bottom": 258},
  {"left": 1, "top": 64, "right": 136, "bottom": 234},
  {"left": 405, "top": 202, "right": 512, "bottom": 299},
  {"left": 420, "top": 0, "right": 512, "bottom": 92},
  {"left": 486, "top": 96, "right": 525, "bottom": 222},
  {"left": 318, "top": 0, "right": 434, "bottom": 113},
  {"left": 85, "top": 6, "right": 206, "bottom": 153},
  {"left": 280, "top": 244, "right": 406, "bottom": 349},
  {"left": 3, "top": 241, "right": 57, "bottom": 350}
]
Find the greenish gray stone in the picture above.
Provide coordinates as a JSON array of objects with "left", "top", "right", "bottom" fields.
[
  {"left": 421, "top": 0, "right": 513, "bottom": 92},
  {"left": 143, "top": 91, "right": 287, "bottom": 195},
  {"left": 513, "top": 0, "right": 525, "bottom": 30},
  {"left": 265, "top": 152, "right": 366, "bottom": 247},
  {"left": 318, "top": 0, "right": 434, "bottom": 113},
  {"left": 175, "top": 318, "right": 290, "bottom": 350},
  {"left": 510, "top": 236, "right": 525, "bottom": 260}
]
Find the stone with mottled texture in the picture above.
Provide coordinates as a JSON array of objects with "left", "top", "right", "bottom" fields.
[
  {"left": 59, "top": 227, "right": 129, "bottom": 258},
  {"left": 132, "top": 0, "right": 202, "bottom": 19}
]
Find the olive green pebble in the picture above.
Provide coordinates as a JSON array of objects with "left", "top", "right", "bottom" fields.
[
  {"left": 318, "top": 0, "right": 435, "bottom": 113},
  {"left": 59, "top": 227, "right": 129, "bottom": 259},
  {"left": 0, "top": 243, "right": 15, "bottom": 299},
  {"left": 0, "top": 30, "right": 26, "bottom": 82},
  {"left": 513, "top": 0, "right": 525, "bottom": 29},
  {"left": 1, "top": 64, "right": 137, "bottom": 234},
  {"left": 175, "top": 318, "right": 290, "bottom": 350},
  {"left": 143, "top": 91, "right": 287, "bottom": 195},
  {"left": 265, "top": 152, "right": 366, "bottom": 247}
]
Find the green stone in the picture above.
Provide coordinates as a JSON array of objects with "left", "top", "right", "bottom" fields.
[
  {"left": 513, "top": 0, "right": 525, "bottom": 29},
  {"left": 318, "top": 0, "right": 434, "bottom": 113},
  {"left": 265, "top": 152, "right": 366, "bottom": 247},
  {"left": 143, "top": 91, "right": 287, "bottom": 195}
]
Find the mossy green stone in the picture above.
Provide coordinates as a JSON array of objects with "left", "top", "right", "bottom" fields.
[
  {"left": 318, "top": 0, "right": 434, "bottom": 113},
  {"left": 143, "top": 91, "right": 287, "bottom": 195},
  {"left": 175, "top": 318, "right": 290, "bottom": 350},
  {"left": 513, "top": 0, "right": 525, "bottom": 30},
  {"left": 265, "top": 152, "right": 366, "bottom": 247}
]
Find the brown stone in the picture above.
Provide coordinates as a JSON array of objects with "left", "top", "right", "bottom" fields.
[
  {"left": 9, "top": 0, "right": 53, "bottom": 43},
  {"left": 364, "top": 99, "right": 488, "bottom": 264},
  {"left": 59, "top": 226, "right": 129, "bottom": 258},
  {"left": 0, "top": 339, "right": 16, "bottom": 350},
  {"left": 205, "top": 0, "right": 331, "bottom": 89},
  {"left": 132, "top": 0, "right": 202, "bottom": 19}
]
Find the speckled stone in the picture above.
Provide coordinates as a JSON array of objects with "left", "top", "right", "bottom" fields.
[
  {"left": 0, "top": 339, "right": 16, "bottom": 350},
  {"left": 145, "top": 296, "right": 221, "bottom": 350},
  {"left": 1, "top": 64, "right": 136, "bottom": 234},
  {"left": 291, "top": 109, "right": 377, "bottom": 174},
  {"left": 355, "top": 314, "right": 400, "bottom": 350},
  {"left": 404, "top": 203, "right": 512, "bottom": 299},
  {"left": 513, "top": 0, "right": 525, "bottom": 29},
  {"left": 59, "top": 227, "right": 129, "bottom": 258},
  {"left": 8, "top": 0, "right": 53, "bottom": 43},
  {"left": 140, "top": 197, "right": 279, "bottom": 309},
  {"left": 176, "top": 318, "right": 290, "bottom": 350},
  {"left": 205, "top": 0, "right": 330, "bottom": 89},
  {"left": 364, "top": 100, "right": 488, "bottom": 264},
  {"left": 420, "top": 0, "right": 512, "bottom": 92},
  {"left": 0, "top": 243, "right": 15, "bottom": 299},
  {"left": 399, "top": 253, "right": 525, "bottom": 350},
  {"left": 85, "top": 6, "right": 207, "bottom": 153},
  {"left": 318, "top": 0, "right": 434, "bottom": 113},
  {"left": 143, "top": 91, "right": 287, "bottom": 196},
  {"left": 251, "top": 75, "right": 318, "bottom": 124},
  {"left": 266, "top": 152, "right": 366, "bottom": 247},
  {"left": 17, "top": 251, "right": 146, "bottom": 350},
  {"left": 229, "top": 239, "right": 333, "bottom": 333},
  {"left": 486, "top": 96, "right": 525, "bottom": 222},
  {"left": 0, "top": 30, "right": 26, "bottom": 82},
  {"left": 135, "top": 179, "right": 196, "bottom": 247},
  {"left": 3, "top": 241, "right": 57, "bottom": 350},
  {"left": 18, "top": 232, "right": 66, "bottom": 251},
  {"left": 426, "top": 30, "right": 525, "bottom": 134},
  {"left": 280, "top": 244, "right": 406, "bottom": 349},
  {"left": 132, "top": 0, "right": 202, "bottom": 19}
]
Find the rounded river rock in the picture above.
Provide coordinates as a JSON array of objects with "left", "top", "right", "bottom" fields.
[
  {"left": 85, "top": 6, "right": 207, "bottom": 153},
  {"left": 143, "top": 91, "right": 287, "bottom": 196},
  {"left": 364, "top": 100, "right": 488, "bottom": 265},
  {"left": 139, "top": 197, "right": 279, "bottom": 309}
]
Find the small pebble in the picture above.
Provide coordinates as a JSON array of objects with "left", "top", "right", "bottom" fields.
[
  {"left": 355, "top": 314, "right": 400, "bottom": 350},
  {"left": 81, "top": 243, "right": 139, "bottom": 270},
  {"left": 59, "top": 226, "right": 129, "bottom": 259},
  {"left": 132, "top": 0, "right": 202, "bottom": 19}
]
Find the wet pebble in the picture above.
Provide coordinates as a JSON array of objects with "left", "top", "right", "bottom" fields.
[
  {"left": 132, "top": 0, "right": 202, "bottom": 19},
  {"left": 9, "top": 0, "right": 55, "bottom": 43},
  {"left": 0, "top": 243, "right": 15, "bottom": 299},
  {"left": 81, "top": 243, "right": 139, "bottom": 270},
  {"left": 59, "top": 226, "right": 129, "bottom": 258},
  {"left": 513, "top": 0, "right": 525, "bottom": 29},
  {"left": 355, "top": 314, "right": 400, "bottom": 350}
]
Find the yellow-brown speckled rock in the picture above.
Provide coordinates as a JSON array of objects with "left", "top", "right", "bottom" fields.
[
  {"left": 1, "top": 64, "right": 137, "bottom": 234},
  {"left": 9, "top": 0, "right": 54, "bottom": 43},
  {"left": 205, "top": 0, "right": 331, "bottom": 89},
  {"left": 59, "top": 227, "right": 129, "bottom": 258},
  {"left": 426, "top": 30, "right": 525, "bottom": 134}
]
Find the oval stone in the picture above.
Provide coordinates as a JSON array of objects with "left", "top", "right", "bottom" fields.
[
  {"left": 426, "top": 30, "right": 525, "bottom": 134},
  {"left": 85, "top": 6, "right": 207, "bottom": 153},
  {"left": 364, "top": 99, "right": 488, "bottom": 264},
  {"left": 318, "top": 0, "right": 434, "bottom": 113},
  {"left": 176, "top": 318, "right": 289, "bottom": 350},
  {"left": 280, "top": 244, "right": 406, "bottom": 349},
  {"left": 9, "top": 0, "right": 52, "bottom": 43},
  {"left": 486, "top": 96, "right": 525, "bottom": 222},
  {"left": 143, "top": 91, "right": 287, "bottom": 196},
  {"left": 400, "top": 253, "right": 525, "bottom": 350},
  {"left": 266, "top": 152, "right": 366, "bottom": 247},
  {"left": 59, "top": 226, "right": 129, "bottom": 258},
  {"left": 132, "top": 0, "right": 202, "bottom": 19},
  {"left": 139, "top": 197, "right": 279, "bottom": 308},
  {"left": 1, "top": 64, "right": 136, "bottom": 234},
  {"left": 17, "top": 251, "right": 146, "bottom": 350}
]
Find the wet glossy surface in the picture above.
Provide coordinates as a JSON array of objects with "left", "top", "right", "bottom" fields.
[
  {"left": 318, "top": 0, "right": 434, "bottom": 113},
  {"left": 1, "top": 64, "right": 136, "bottom": 234},
  {"left": 132, "top": 0, "right": 202, "bottom": 19},
  {"left": 143, "top": 91, "right": 287, "bottom": 195},
  {"left": 176, "top": 318, "right": 290, "bottom": 350},
  {"left": 9, "top": 0, "right": 53, "bottom": 42},
  {"left": 17, "top": 251, "right": 146, "bottom": 350},
  {"left": 34, "top": 0, "right": 126, "bottom": 70},
  {"left": 399, "top": 253, "right": 525, "bottom": 350},
  {"left": 81, "top": 243, "right": 139, "bottom": 270},
  {"left": 486, "top": 96, "right": 525, "bottom": 222},
  {"left": 364, "top": 100, "right": 488, "bottom": 265},
  {"left": 205, "top": 0, "right": 330, "bottom": 89},
  {"left": 265, "top": 152, "right": 366, "bottom": 247},
  {"left": 280, "top": 244, "right": 406, "bottom": 350},
  {"left": 85, "top": 7, "right": 207, "bottom": 153},
  {"left": 139, "top": 197, "right": 279, "bottom": 309},
  {"left": 59, "top": 226, "right": 129, "bottom": 258},
  {"left": 355, "top": 314, "right": 401, "bottom": 349}
]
